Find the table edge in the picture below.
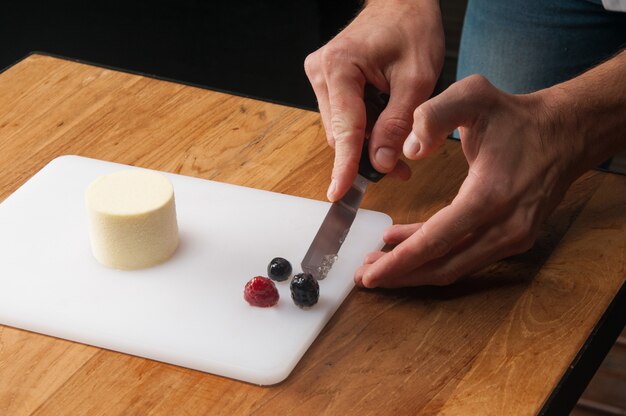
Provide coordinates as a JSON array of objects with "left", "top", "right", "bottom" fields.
[{"left": 539, "top": 280, "right": 626, "bottom": 415}]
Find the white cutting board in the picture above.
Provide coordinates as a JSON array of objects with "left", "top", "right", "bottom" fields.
[{"left": 0, "top": 155, "right": 391, "bottom": 385}]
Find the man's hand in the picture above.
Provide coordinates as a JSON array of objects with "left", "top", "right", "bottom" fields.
[
  {"left": 355, "top": 75, "right": 587, "bottom": 288},
  {"left": 304, "top": 0, "right": 444, "bottom": 201}
]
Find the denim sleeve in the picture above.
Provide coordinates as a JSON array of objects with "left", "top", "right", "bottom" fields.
[{"left": 454, "top": 0, "right": 626, "bottom": 174}]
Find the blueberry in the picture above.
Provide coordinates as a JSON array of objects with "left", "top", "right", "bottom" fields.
[
  {"left": 268, "top": 257, "right": 292, "bottom": 282},
  {"left": 290, "top": 273, "right": 319, "bottom": 308}
]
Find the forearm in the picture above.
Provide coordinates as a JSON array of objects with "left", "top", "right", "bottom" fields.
[
  {"left": 538, "top": 49, "right": 626, "bottom": 176},
  {"left": 365, "top": 0, "right": 439, "bottom": 7},
  {"left": 363, "top": 0, "right": 441, "bottom": 21}
]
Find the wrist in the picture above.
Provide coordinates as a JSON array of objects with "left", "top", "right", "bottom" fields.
[
  {"left": 365, "top": 0, "right": 439, "bottom": 7},
  {"left": 534, "top": 50, "right": 626, "bottom": 177},
  {"left": 533, "top": 88, "right": 588, "bottom": 179},
  {"left": 364, "top": 0, "right": 441, "bottom": 18}
]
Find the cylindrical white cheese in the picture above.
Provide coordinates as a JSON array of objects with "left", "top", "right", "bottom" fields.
[{"left": 85, "top": 169, "right": 179, "bottom": 270}]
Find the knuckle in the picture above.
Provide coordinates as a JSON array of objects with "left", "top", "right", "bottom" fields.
[
  {"left": 428, "top": 237, "right": 450, "bottom": 258},
  {"left": 413, "top": 103, "right": 430, "bottom": 122},
  {"left": 392, "top": 244, "right": 412, "bottom": 261},
  {"left": 433, "top": 267, "right": 460, "bottom": 286},
  {"left": 329, "top": 92, "right": 359, "bottom": 116},
  {"left": 405, "top": 72, "right": 437, "bottom": 93},
  {"left": 505, "top": 221, "right": 535, "bottom": 253},
  {"left": 461, "top": 74, "right": 494, "bottom": 99},
  {"left": 413, "top": 104, "right": 438, "bottom": 143},
  {"left": 330, "top": 115, "right": 353, "bottom": 142},
  {"left": 420, "top": 228, "right": 450, "bottom": 259},
  {"left": 303, "top": 53, "right": 318, "bottom": 76},
  {"left": 304, "top": 53, "right": 325, "bottom": 87},
  {"left": 474, "top": 177, "right": 513, "bottom": 208},
  {"left": 330, "top": 114, "right": 364, "bottom": 143},
  {"left": 320, "top": 43, "right": 350, "bottom": 66},
  {"left": 379, "top": 116, "right": 412, "bottom": 141},
  {"left": 465, "top": 73, "right": 490, "bottom": 89}
]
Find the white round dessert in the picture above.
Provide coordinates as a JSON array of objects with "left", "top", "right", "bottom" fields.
[{"left": 85, "top": 169, "right": 179, "bottom": 270}]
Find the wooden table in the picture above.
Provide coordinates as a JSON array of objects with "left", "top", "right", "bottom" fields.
[{"left": 0, "top": 54, "right": 624, "bottom": 415}]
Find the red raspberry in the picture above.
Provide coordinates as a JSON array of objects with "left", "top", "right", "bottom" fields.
[{"left": 244, "top": 276, "right": 279, "bottom": 307}]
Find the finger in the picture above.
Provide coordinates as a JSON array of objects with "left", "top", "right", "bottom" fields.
[
  {"left": 304, "top": 53, "right": 334, "bottom": 147},
  {"left": 364, "top": 86, "right": 388, "bottom": 135},
  {"left": 354, "top": 251, "right": 386, "bottom": 286},
  {"left": 374, "top": 215, "right": 534, "bottom": 288},
  {"left": 361, "top": 179, "right": 495, "bottom": 288},
  {"left": 370, "top": 72, "right": 431, "bottom": 173},
  {"left": 354, "top": 264, "right": 368, "bottom": 287},
  {"left": 383, "top": 223, "right": 423, "bottom": 244},
  {"left": 312, "top": 81, "right": 334, "bottom": 148},
  {"left": 364, "top": 251, "right": 386, "bottom": 264},
  {"left": 361, "top": 140, "right": 412, "bottom": 181},
  {"left": 363, "top": 87, "right": 412, "bottom": 180},
  {"left": 386, "top": 158, "right": 413, "bottom": 181},
  {"left": 404, "top": 74, "right": 496, "bottom": 160},
  {"left": 368, "top": 230, "right": 484, "bottom": 288},
  {"left": 354, "top": 259, "right": 385, "bottom": 287},
  {"left": 364, "top": 85, "right": 411, "bottom": 181},
  {"left": 325, "top": 65, "right": 367, "bottom": 202}
]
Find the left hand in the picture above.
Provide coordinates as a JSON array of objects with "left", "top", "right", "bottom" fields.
[{"left": 355, "top": 74, "right": 583, "bottom": 288}]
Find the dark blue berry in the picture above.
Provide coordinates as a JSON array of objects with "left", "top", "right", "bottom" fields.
[
  {"left": 268, "top": 257, "right": 292, "bottom": 282},
  {"left": 290, "top": 273, "right": 319, "bottom": 308}
]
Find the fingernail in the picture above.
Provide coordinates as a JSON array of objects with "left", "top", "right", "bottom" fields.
[
  {"left": 375, "top": 147, "right": 397, "bottom": 171},
  {"left": 404, "top": 131, "right": 421, "bottom": 156},
  {"left": 327, "top": 179, "right": 337, "bottom": 201},
  {"left": 362, "top": 274, "right": 377, "bottom": 289}
]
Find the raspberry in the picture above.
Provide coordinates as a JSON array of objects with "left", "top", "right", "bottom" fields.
[
  {"left": 290, "top": 273, "right": 319, "bottom": 308},
  {"left": 244, "top": 276, "right": 279, "bottom": 307}
]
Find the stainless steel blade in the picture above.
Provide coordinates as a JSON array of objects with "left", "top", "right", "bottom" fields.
[{"left": 301, "top": 174, "right": 369, "bottom": 280}]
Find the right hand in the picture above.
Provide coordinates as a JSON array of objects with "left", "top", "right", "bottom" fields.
[{"left": 304, "top": 0, "right": 445, "bottom": 201}]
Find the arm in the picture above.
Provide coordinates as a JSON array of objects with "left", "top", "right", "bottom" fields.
[
  {"left": 356, "top": 50, "right": 626, "bottom": 288},
  {"left": 541, "top": 50, "right": 626, "bottom": 175},
  {"left": 304, "top": 0, "right": 444, "bottom": 201}
]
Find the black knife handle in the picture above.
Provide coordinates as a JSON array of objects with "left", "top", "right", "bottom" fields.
[{"left": 358, "top": 140, "right": 385, "bottom": 183}]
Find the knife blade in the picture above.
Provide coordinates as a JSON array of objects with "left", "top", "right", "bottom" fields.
[{"left": 301, "top": 142, "right": 385, "bottom": 280}]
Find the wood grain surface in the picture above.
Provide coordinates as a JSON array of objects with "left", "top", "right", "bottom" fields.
[{"left": 0, "top": 54, "right": 624, "bottom": 415}]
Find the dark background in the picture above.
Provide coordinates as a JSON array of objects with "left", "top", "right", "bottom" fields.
[{"left": 0, "top": 0, "right": 466, "bottom": 109}]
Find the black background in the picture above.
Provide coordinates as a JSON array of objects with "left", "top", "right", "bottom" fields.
[{"left": 1, "top": 0, "right": 363, "bottom": 109}]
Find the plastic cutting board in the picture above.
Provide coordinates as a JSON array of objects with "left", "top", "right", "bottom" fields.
[{"left": 0, "top": 155, "right": 391, "bottom": 385}]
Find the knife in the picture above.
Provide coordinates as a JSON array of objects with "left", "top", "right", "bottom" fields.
[{"left": 301, "top": 141, "right": 386, "bottom": 280}]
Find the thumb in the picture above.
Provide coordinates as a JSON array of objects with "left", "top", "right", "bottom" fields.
[
  {"left": 403, "top": 74, "right": 496, "bottom": 160},
  {"left": 368, "top": 76, "right": 430, "bottom": 174}
]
